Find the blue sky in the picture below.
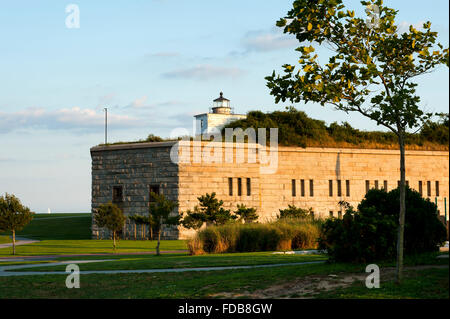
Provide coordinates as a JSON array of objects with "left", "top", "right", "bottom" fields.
[{"left": 0, "top": 0, "right": 448, "bottom": 213}]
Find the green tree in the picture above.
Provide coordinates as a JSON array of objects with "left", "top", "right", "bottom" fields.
[
  {"left": 0, "top": 193, "right": 34, "bottom": 255},
  {"left": 182, "top": 193, "right": 237, "bottom": 229},
  {"left": 148, "top": 192, "right": 181, "bottom": 256},
  {"left": 278, "top": 205, "right": 312, "bottom": 219},
  {"left": 93, "top": 202, "right": 126, "bottom": 251},
  {"left": 234, "top": 204, "right": 259, "bottom": 223},
  {"left": 266, "top": 0, "right": 448, "bottom": 283},
  {"left": 128, "top": 214, "right": 157, "bottom": 239}
]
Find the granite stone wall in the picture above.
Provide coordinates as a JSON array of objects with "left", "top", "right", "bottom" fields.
[
  {"left": 90, "top": 142, "right": 179, "bottom": 239},
  {"left": 91, "top": 141, "right": 449, "bottom": 240}
]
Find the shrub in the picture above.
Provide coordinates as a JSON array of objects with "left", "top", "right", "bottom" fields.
[
  {"left": 278, "top": 205, "right": 312, "bottom": 219},
  {"left": 234, "top": 204, "right": 259, "bottom": 223},
  {"left": 318, "top": 187, "right": 447, "bottom": 263},
  {"left": 182, "top": 193, "right": 237, "bottom": 229},
  {"left": 188, "top": 218, "right": 321, "bottom": 255}
]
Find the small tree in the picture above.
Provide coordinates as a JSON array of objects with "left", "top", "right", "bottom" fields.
[
  {"left": 94, "top": 202, "right": 126, "bottom": 251},
  {"left": 182, "top": 193, "right": 237, "bottom": 229},
  {"left": 149, "top": 192, "right": 181, "bottom": 256},
  {"left": 266, "top": 0, "right": 448, "bottom": 283},
  {"left": 234, "top": 204, "right": 259, "bottom": 223},
  {"left": 129, "top": 214, "right": 157, "bottom": 239},
  {"left": 278, "top": 205, "right": 312, "bottom": 219},
  {"left": 0, "top": 193, "right": 34, "bottom": 255}
]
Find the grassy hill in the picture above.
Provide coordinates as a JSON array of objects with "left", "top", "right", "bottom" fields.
[{"left": 2, "top": 213, "right": 92, "bottom": 240}]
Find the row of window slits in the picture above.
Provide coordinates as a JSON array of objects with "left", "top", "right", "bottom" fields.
[
  {"left": 291, "top": 179, "right": 316, "bottom": 197},
  {"left": 366, "top": 180, "right": 440, "bottom": 197},
  {"left": 228, "top": 177, "right": 251, "bottom": 196}
]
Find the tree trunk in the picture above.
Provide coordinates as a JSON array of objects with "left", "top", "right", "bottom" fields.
[
  {"left": 113, "top": 231, "right": 116, "bottom": 252},
  {"left": 134, "top": 224, "right": 136, "bottom": 240},
  {"left": 156, "top": 228, "right": 161, "bottom": 256},
  {"left": 396, "top": 132, "right": 406, "bottom": 284},
  {"left": 12, "top": 230, "right": 16, "bottom": 256}
]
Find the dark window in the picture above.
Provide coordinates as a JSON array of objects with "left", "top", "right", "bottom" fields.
[
  {"left": 419, "top": 181, "right": 423, "bottom": 196},
  {"left": 406, "top": 180, "right": 409, "bottom": 187},
  {"left": 374, "top": 180, "right": 379, "bottom": 189},
  {"left": 383, "top": 180, "right": 388, "bottom": 191},
  {"left": 228, "top": 178, "right": 233, "bottom": 196},
  {"left": 237, "top": 178, "right": 242, "bottom": 196},
  {"left": 112, "top": 186, "right": 123, "bottom": 203},
  {"left": 337, "top": 180, "right": 342, "bottom": 197},
  {"left": 329, "top": 180, "right": 333, "bottom": 197},
  {"left": 365, "top": 180, "right": 370, "bottom": 193},
  {"left": 310, "top": 211, "right": 315, "bottom": 219},
  {"left": 329, "top": 211, "right": 334, "bottom": 218},
  {"left": 398, "top": 180, "right": 400, "bottom": 188},
  {"left": 300, "top": 179, "right": 305, "bottom": 197},
  {"left": 149, "top": 185, "right": 160, "bottom": 202},
  {"left": 292, "top": 179, "right": 296, "bottom": 197},
  {"left": 309, "top": 180, "right": 314, "bottom": 197},
  {"left": 436, "top": 181, "right": 439, "bottom": 197},
  {"left": 346, "top": 180, "right": 350, "bottom": 196},
  {"left": 427, "top": 181, "right": 431, "bottom": 197},
  {"left": 247, "top": 178, "right": 251, "bottom": 196}
]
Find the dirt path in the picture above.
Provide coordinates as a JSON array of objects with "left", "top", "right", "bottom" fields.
[
  {"left": 0, "top": 237, "right": 40, "bottom": 249},
  {"left": 210, "top": 264, "right": 449, "bottom": 299}
]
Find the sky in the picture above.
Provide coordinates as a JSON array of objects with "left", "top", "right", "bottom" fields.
[{"left": 0, "top": 0, "right": 448, "bottom": 213}]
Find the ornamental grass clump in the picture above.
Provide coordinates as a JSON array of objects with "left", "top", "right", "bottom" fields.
[{"left": 188, "top": 218, "right": 321, "bottom": 255}]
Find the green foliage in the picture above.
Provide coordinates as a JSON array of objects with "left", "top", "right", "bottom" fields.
[
  {"left": 188, "top": 218, "right": 322, "bottom": 255},
  {"left": 128, "top": 213, "right": 158, "bottom": 239},
  {"left": 0, "top": 193, "right": 34, "bottom": 233},
  {"left": 266, "top": 0, "right": 448, "bottom": 135},
  {"left": 93, "top": 202, "right": 126, "bottom": 250},
  {"left": 278, "top": 205, "right": 312, "bottom": 219},
  {"left": 145, "top": 134, "right": 164, "bottom": 142},
  {"left": 0, "top": 193, "right": 34, "bottom": 254},
  {"left": 224, "top": 108, "right": 448, "bottom": 148},
  {"left": 182, "top": 193, "right": 237, "bottom": 229},
  {"left": 234, "top": 204, "right": 259, "bottom": 223},
  {"left": 148, "top": 192, "right": 181, "bottom": 255},
  {"left": 319, "top": 187, "right": 447, "bottom": 262},
  {"left": 358, "top": 187, "right": 447, "bottom": 254}
]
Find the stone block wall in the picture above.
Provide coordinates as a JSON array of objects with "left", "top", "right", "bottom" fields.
[
  {"left": 90, "top": 142, "right": 179, "bottom": 239},
  {"left": 91, "top": 140, "right": 449, "bottom": 240}
]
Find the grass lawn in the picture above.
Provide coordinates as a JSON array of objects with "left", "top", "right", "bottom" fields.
[
  {"left": 0, "top": 256, "right": 447, "bottom": 298},
  {"left": 0, "top": 239, "right": 188, "bottom": 256},
  {"left": 0, "top": 261, "right": 363, "bottom": 298},
  {"left": 316, "top": 267, "right": 449, "bottom": 299},
  {"left": 0, "top": 235, "right": 12, "bottom": 244},
  {"left": 1, "top": 213, "right": 92, "bottom": 240},
  {"left": 5, "top": 252, "right": 327, "bottom": 272}
]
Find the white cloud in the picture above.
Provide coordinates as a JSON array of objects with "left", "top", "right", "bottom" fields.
[
  {"left": 397, "top": 21, "right": 425, "bottom": 34},
  {"left": 241, "top": 28, "right": 298, "bottom": 52},
  {"left": 0, "top": 107, "right": 143, "bottom": 134},
  {"left": 162, "top": 64, "right": 245, "bottom": 80}
]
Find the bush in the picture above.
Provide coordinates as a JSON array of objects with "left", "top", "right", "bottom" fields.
[
  {"left": 188, "top": 218, "right": 321, "bottom": 255},
  {"left": 278, "top": 205, "right": 313, "bottom": 219},
  {"left": 318, "top": 187, "right": 447, "bottom": 263}
]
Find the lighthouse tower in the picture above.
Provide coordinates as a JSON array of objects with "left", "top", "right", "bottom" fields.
[{"left": 194, "top": 92, "right": 247, "bottom": 135}]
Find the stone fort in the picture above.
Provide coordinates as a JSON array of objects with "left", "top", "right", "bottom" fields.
[{"left": 90, "top": 94, "right": 449, "bottom": 240}]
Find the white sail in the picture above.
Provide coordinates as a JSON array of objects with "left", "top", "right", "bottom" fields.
[{"left": 47, "top": 208, "right": 51, "bottom": 214}]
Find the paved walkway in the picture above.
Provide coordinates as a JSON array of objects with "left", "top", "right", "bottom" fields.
[
  {"left": 0, "top": 260, "right": 325, "bottom": 277},
  {"left": 0, "top": 237, "right": 40, "bottom": 249}
]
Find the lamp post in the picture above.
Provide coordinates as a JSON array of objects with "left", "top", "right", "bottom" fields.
[{"left": 104, "top": 107, "right": 108, "bottom": 145}]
